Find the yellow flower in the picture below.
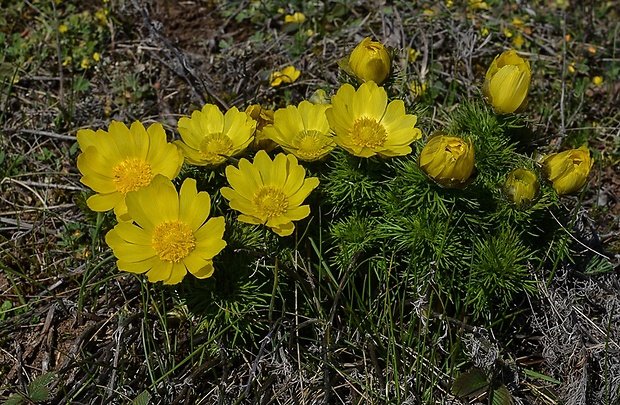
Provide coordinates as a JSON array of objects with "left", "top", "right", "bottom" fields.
[
  {"left": 95, "top": 8, "right": 108, "bottom": 25},
  {"left": 406, "top": 47, "right": 420, "bottom": 63},
  {"left": 348, "top": 37, "right": 392, "bottom": 85},
  {"left": 105, "top": 176, "right": 226, "bottom": 284},
  {"left": 482, "top": 49, "right": 531, "bottom": 114},
  {"left": 593, "top": 76, "right": 604, "bottom": 85},
  {"left": 326, "top": 81, "right": 422, "bottom": 158},
  {"left": 502, "top": 168, "right": 540, "bottom": 208},
  {"left": 511, "top": 17, "right": 524, "bottom": 28},
  {"left": 284, "top": 12, "right": 306, "bottom": 24},
  {"left": 221, "top": 150, "right": 319, "bottom": 236},
  {"left": 245, "top": 104, "right": 277, "bottom": 151},
  {"left": 264, "top": 100, "right": 334, "bottom": 161},
  {"left": 77, "top": 121, "right": 184, "bottom": 221},
  {"left": 174, "top": 104, "right": 256, "bottom": 166},
  {"left": 568, "top": 61, "right": 576, "bottom": 74},
  {"left": 469, "top": 0, "right": 490, "bottom": 10},
  {"left": 80, "top": 58, "right": 91, "bottom": 69},
  {"left": 270, "top": 66, "right": 301, "bottom": 87},
  {"left": 409, "top": 81, "right": 427, "bottom": 99},
  {"left": 512, "top": 34, "right": 525, "bottom": 49},
  {"left": 62, "top": 56, "right": 72, "bottom": 66},
  {"left": 93, "top": 52, "right": 100, "bottom": 62},
  {"left": 419, "top": 134, "right": 475, "bottom": 187},
  {"left": 541, "top": 146, "right": 593, "bottom": 195},
  {"left": 59, "top": 24, "right": 68, "bottom": 33}
]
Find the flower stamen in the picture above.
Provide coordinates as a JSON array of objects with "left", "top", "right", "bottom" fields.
[
  {"left": 253, "top": 186, "right": 288, "bottom": 218},
  {"left": 199, "top": 133, "right": 234, "bottom": 162},
  {"left": 293, "top": 130, "right": 327, "bottom": 160},
  {"left": 151, "top": 221, "right": 196, "bottom": 263},
  {"left": 112, "top": 157, "right": 153, "bottom": 194},
  {"left": 350, "top": 117, "right": 387, "bottom": 148}
]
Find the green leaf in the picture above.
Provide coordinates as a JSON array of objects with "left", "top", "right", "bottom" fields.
[
  {"left": 131, "top": 390, "right": 151, "bottom": 405},
  {"left": 3, "top": 393, "right": 26, "bottom": 405},
  {"left": 72, "top": 76, "right": 90, "bottom": 93},
  {"left": 26, "top": 372, "right": 55, "bottom": 402},
  {"left": 451, "top": 368, "right": 489, "bottom": 397},
  {"left": 522, "top": 368, "right": 562, "bottom": 384},
  {"left": 491, "top": 384, "right": 513, "bottom": 405}
]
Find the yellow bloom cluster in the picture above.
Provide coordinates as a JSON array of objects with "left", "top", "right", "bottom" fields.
[{"left": 75, "top": 40, "right": 594, "bottom": 286}]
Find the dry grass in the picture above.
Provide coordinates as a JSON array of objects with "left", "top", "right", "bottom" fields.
[{"left": 1, "top": 0, "right": 619, "bottom": 403}]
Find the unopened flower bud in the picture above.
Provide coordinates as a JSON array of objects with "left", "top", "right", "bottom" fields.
[
  {"left": 348, "top": 37, "right": 392, "bottom": 85},
  {"left": 482, "top": 49, "right": 531, "bottom": 114},
  {"left": 503, "top": 168, "right": 539, "bottom": 208},
  {"left": 541, "top": 146, "right": 593, "bottom": 195},
  {"left": 419, "top": 134, "right": 475, "bottom": 187}
]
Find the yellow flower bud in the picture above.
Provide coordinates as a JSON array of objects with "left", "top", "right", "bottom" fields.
[
  {"left": 245, "top": 104, "right": 277, "bottom": 152},
  {"left": 348, "top": 37, "right": 392, "bottom": 85},
  {"left": 502, "top": 168, "right": 539, "bottom": 208},
  {"left": 541, "top": 146, "right": 593, "bottom": 195},
  {"left": 419, "top": 134, "right": 475, "bottom": 187},
  {"left": 482, "top": 49, "right": 531, "bottom": 114}
]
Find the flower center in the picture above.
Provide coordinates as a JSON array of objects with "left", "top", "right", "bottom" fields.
[
  {"left": 199, "top": 133, "right": 234, "bottom": 163},
  {"left": 151, "top": 221, "right": 196, "bottom": 263},
  {"left": 112, "top": 157, "right": 153, "bottom": 194},
  {"left": 350, "top": 117, "right": 387, "bottom": 148},
  {"left": 293, "top": 130, "right": 327, "bottom": 159},
  {"left": 253, "top": 186, "right": 288, "bottom": 218}
]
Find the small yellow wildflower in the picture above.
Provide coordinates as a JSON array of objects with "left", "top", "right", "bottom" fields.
[
  {"left": 80, "top": 58, "right": 91, "bottom": 69},
  {"left": 175, "top": 104, "right": 256, "bottom": 167},
  {"left": 59, "top": 24, "right": 68, "bottom": 33},
  {"left": 76, "top": 121, "right": 184, "bottom": 221},
  {"left": 326, "top": 81, "right": 422, "bottom": 158},
  {"left": 263, "top": 100, "right": 334, "bottom": 161},
  {"left": 423, "top": 9, "right": 435, "bottom": 15},
  {"left": 481, "top": 28, "right": 490, "bottom": 36},
  {"left": 285, "top": 12, "right": 306, "bottom": 24},
  {"left": 568, "top": 62, "right": 576, "bottom": 74},
  {"left": 94, "top": 9, "right": 108, "bottom": 25},
  {"left": 592, "top": 76, "right": 604, "bottom": 85},
  {"left": 446, "top": 0, "right": 454, "bottom": 7},
  {"left": 277, "top": 7, "right": 285, "bottom": 13},
  {"left": 470, "top": 0, "right": 490, "bottom": 10},
  {"left": 270, "top": 66, "right": 301, "bottom": 87},
  {"left": 306, "top": 29, "right": 314, "bottom": 37},
  {"left": 407, "top": 47, "right": 420, "bottom": 63},
  {"left": 93, "top": 52, "right": 100, "bottom": 62},
  {"left": 512, "top": 34, "right": 525, "bottom": 49},
  {"left": 511, "top": 17, "right": 524, "bottom": 28},
  {"left": 221, "top": 150, "right": 320, "bottom": 237},
  {"left": 62, "top": 56, "right": 72, "bottom": 66},
  {"left": 503, "top": 28, "right": 513, "bottom": 38},
  {"left": 105, "top": 176, "right": 227, "bottom": 284}
]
